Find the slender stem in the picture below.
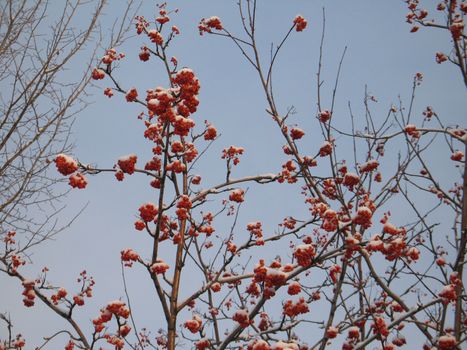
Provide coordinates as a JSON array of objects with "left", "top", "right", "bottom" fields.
[{"left": 454, "top": 140, "right": 467, "bottom": 340}]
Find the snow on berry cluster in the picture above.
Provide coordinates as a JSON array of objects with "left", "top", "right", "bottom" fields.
[{"left": 54, "top": 154, "right": 88, "bottom": 189}]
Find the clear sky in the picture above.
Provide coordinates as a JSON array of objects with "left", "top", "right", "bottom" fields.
[{"left": 1, "top": 1, "right": 466, "bottom": 349}]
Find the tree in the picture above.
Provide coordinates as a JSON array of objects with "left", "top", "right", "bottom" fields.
[
  {"left": 0, "top": 0, "right": 107, "bottom": 252},
  {"left": 1, "top": 1, "right": 466, "bottom": 350},
  {"left": 0, "top": 0, "right": 134, "bottom": 345}
]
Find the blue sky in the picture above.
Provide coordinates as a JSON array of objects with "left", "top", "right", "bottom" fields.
[{"left": 2, "top": 1, "right": 466, "bottom": 349}]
